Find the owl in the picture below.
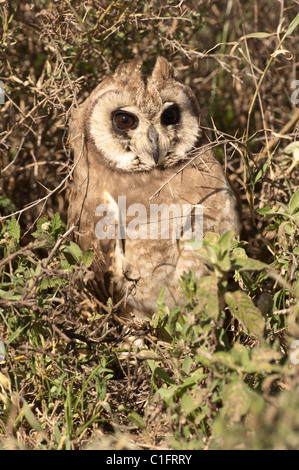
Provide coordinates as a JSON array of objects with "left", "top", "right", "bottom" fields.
[{"left": 67, "top": 56, "right": 240, "bottom": 320}]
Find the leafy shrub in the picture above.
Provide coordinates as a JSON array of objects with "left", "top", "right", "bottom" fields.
[{"left": 0, "top": 0, "right": 299, "bottom": 450}]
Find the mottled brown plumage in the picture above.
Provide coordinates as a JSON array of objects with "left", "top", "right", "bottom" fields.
[{"left": 67, "top": 57, "right": 240, "bottom": 319}]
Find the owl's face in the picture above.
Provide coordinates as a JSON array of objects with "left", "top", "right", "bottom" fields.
[{"left": 87, "top": 57, "right": 201, "bottom": 171}]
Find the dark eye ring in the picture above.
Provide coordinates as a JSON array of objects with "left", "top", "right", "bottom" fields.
[
  {"left": 112, "top": 111, "right": 138, "bottom": 131},
  {"left": 161, "top": 105, "right": 180, "bottom": 126}
]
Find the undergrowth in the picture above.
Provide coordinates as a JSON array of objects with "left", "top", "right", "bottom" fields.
[{"left": 0, "top": 0, "right": 299, "bottom": 450}]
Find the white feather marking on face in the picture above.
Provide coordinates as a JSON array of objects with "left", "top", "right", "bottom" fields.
[{"left": 89, "top": 81, "right": 200, "bottom": 171}]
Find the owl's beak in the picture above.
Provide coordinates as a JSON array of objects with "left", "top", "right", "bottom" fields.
[{"left": 147, "top": 125, "right": 160, "bottom": 164}]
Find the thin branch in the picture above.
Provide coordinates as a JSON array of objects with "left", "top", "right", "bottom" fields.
[{"left": 0, "top": 133, "right": 84, "bottom": 223}]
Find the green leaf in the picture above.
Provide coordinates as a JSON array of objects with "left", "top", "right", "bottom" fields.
[
  {"left": 147, "top": 359, "right": 176, "bottom": 386},
  {"left": 8, "top": 216, "right": 20, "bottom": 243},
  {"left": 256, "top": 206, "right": 272, "bottom": 216},
  {"left": 232, "top": 256, "right": 290, "bottom": 289},
  {"left": 82, "top": 249, "right": 94, "bottom": 267},
  {"left": 168, "top": 307, "right": 181, "bottom": 337},
  {"left": 254, "top": 152, "right": 274, "bottom": 186},
  {"left": 60, "top": 259, "right": 72, "bottom": 271},
  {"left": 51, "top": 213, "right": 63, "bottom": 236},
  {"left": 129, "top": 411, "right": 147, "bottom": 429},
  {"left": 182, "top": 356, "right": 192, "bottom": 375},
  {"left": 289, "top": 189, "right": 299, "bottom": 215},
  {"left": 38, "top": 277, "right": 63, "bottom": 292},
  {"left": 218, "top": 230, "right": 235, "bottom": 253},
  {"left": 233, "top": 256, "right": 267, "bottom": 271},
  {"left": 0, "top": 288, "right": 21, "bottom": 300},
  {"left": 225, "top": 291, "right": 265, "bottom": 338},
  {"left": 156, "top": 285, "right": 166, "bottom": 308},
  {"left": 62, "top": 241, "right": 83, "bottom": 263},
  {"left": 284, "top": 12, "right": 299, "bottom": 38},
  {"left": 221, "top": 378, "right": 264, "bottom": 422},
  {"left": 194, "top": 275, "right": 219, "bottom": 320},
  {"left": 181, "top": 392, "right": 200, "bottom": 416},
  {"left": 36, "top": 216, "right": 49, "bottom": 232},
  {"left": 153, "top": 366, "right": 176, "bottom": 386},
  {"left": 21, "top": 398, "right": 47, "bottom": 437},
  {"left": 241, "top": 31, "right": 274, "bottom": 39},
  {"left": 284, "top": 141, "right": 299, "bottom": 155},
  {"left": 0, "top": 196, "right": 15, "bottom": 212},
  {"left": 7, "top": 325, "right": 28, "bottom": 345}
]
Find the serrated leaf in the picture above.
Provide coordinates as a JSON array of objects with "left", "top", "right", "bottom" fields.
[
  {"left": 51, "top": 213, "right": 63, "bottom": 233},
  {"left": 225, "top": 291, "right": 265, "bottom": 338},
  {"left": 256, "top": 206, "right": 272, "bottom": 215},
  {"left": 31, "top": 231, "right": 55, "bottom": 249},
  {"left": 60, "top": 259, "right": 72, "bottom": 271}
]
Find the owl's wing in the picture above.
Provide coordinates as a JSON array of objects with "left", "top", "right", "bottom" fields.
[{"left": 67, "top": 103, "right": 117, "bottom": 303}]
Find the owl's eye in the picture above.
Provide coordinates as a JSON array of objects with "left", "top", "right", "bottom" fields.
[
  {"left": 113, "top": 111, "right": 138, "bottom": 131},
  {"left": 161, "top": 105, "right": 180, "bottom": 126}
]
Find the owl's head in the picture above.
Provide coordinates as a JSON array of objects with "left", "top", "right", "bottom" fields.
[{"left": 73, "top": 56, "right": 202, "bottom": 172}]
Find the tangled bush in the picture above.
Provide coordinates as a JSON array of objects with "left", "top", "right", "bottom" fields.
[{"left": 0, "top": 0, "right": 298, "bottom": 450}]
